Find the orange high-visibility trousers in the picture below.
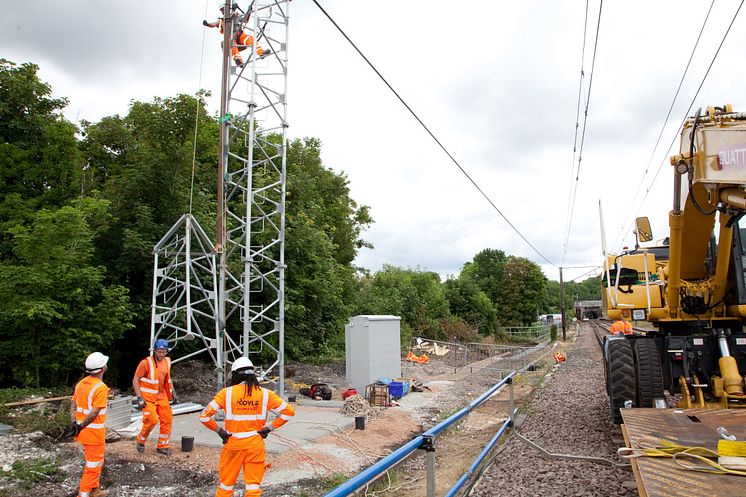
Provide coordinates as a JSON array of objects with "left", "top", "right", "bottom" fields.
[
  {"left": 137, "top": 397, "right": 172, "bottom": 449},
  {"left": 79, "top": 443, "right": 105, "bottom": 496},
  {"left": 215, "top": 446, "right": 265, "bottom": 497},
  {"left": 232, "top": 32, "right": 265, "bottom": 58}
]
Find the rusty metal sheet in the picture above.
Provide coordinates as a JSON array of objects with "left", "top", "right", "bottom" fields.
[{"left": 621, "top": 408, "right": 746, "bottom": 496}]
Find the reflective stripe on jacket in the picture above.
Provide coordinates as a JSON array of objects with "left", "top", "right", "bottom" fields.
[
  {"left": 73, "top": 376, "right": 108, "bottom": 445},
  {"left": 138, "top": 356, "right": 172, "bottom": 403},
  {"left": 200, "top": 383, "right": 295, "bottom": 450}
]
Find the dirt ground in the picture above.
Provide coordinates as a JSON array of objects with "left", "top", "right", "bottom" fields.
[{"left": 0, "top": 337, "right": 561, "bottom": 497}]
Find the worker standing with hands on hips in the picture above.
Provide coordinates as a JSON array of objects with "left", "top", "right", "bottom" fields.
[
  {"left": 132, "top": 338, "right": 178, "bottom": 456},
  {"left": 203, "top": 2, "right": 269, "bottom": 68},
  {"left": 70, "top": 352, "right": 109, "bottom": 497},
  {"left": 200, "top": 357, "right": 295, "bottom": 497}
]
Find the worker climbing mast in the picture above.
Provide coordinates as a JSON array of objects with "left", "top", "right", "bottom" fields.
[
  {"left": 215, "top": 0, "right": 290, "bottom": 393},
  {"left": 150, "top": 0, "right": 289, "bottom": 392}
]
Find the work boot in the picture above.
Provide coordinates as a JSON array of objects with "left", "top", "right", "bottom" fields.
[
  {"left": 234, "top": 58, "right": 244, "bottom": 68},
  {"left": 90, "top": 488, "right": 108, "bottom": 497},
  {"left": 136, "top": 441, "right": 145, "bottom": 453},
  {"left": 156, "top": 448, "right": 171, "bottom": 456},
  {"left": 258, "top": 49, "right": 272, "bottom": 59}
]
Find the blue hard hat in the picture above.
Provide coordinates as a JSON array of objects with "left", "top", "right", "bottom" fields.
[{"left": 154, "top": 338, "right": 169, "bottom": 350}]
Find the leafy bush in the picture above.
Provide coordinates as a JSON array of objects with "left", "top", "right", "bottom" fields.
[{"left": 550, "top": 324, "right": 558, "bottom": 341}]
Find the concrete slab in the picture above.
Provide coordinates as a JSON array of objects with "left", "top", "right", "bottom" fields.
[{"left": 115, "top": 402, "right": 354, "bottom": 454}]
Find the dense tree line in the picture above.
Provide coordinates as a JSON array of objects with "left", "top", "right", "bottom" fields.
[{"left": 0, "top": 60, "right": 598, "bottom": 388}]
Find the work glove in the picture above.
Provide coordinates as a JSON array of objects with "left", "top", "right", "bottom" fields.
[
  {"left": 217, "top": 428, "right": 232, "bottom": 444},
  {"left": 258, "top": 426, "right": 271, "bottom": 439},
  {"left": 170, "top": 394, "right": 179, "bottom": 405},
  {"left": 136, "top": 396, "right": 146, "bottom": 409},
  {"left": 70, "top": 422, "right": 82, "bottom": 436},
  {"left": 202, "top": 19, "right": 209, "bottom": 26}
]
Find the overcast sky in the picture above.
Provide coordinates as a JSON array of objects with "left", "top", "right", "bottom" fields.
[{"left": 3, "top": 0, "right": 746, "bottom": 283}]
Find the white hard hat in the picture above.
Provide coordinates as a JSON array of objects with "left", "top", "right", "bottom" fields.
[
  {"left": 85, "top": 352, "right": 109, "bottom": 372},
  {"left": 231, "top": 357, "right": 254, "bottom": 373}
]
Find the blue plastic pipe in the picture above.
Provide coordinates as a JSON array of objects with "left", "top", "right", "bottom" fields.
[
  {"left": 323, "top": 371, "right": 516, "bottom": 497},
  {"left": 443, "top": 418, "right": 511, "bottom": 497}
]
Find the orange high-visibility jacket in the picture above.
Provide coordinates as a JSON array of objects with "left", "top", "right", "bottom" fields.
[
  {"left": 137, "top": 356, "right": 173, "bottom": 403},
  {"left": 73, "top": 376, "right": 109, "bottom": 445},
  {"left": 200, "top": 384, "right": 295, "bottom": 450}
]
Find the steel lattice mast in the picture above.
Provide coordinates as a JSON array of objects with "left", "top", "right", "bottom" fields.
[{"left": 151, "top": 0, "right": 289, "bottom": 392}]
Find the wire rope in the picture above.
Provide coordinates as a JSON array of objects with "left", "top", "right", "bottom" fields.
[
  {"left": 188, "top": 0, "right": 211, "bottom": 214},
  {"left": 311, "top": 0, "right": 556, "bottom": 267}
]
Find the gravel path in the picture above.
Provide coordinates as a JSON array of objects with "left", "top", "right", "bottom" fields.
[{"left": 470, "top": 324, "right": 638, "bottom": 497}]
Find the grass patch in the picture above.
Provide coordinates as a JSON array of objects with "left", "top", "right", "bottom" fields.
[
  {"left": 320, "top": 472, "right": 349, "bottom": 489},
  {"left": 0, "top": 387, "right": 72, "bottom": 437},
  {"left": 10, "top": 457, "right": 62, "bottom": 486}
]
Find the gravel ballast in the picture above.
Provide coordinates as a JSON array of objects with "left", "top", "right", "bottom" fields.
[{"left": 470, "top": 324, "right": 638, "bottom": 497}]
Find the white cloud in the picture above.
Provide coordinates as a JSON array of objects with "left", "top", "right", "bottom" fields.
[{"left": 4, "top": 0, "right": 746, "bottom": 282}]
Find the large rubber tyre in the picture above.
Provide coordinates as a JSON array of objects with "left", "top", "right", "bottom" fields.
[
  {"left": 633, "top": 338, "right": 664, "bottom": 408},
  {"left": 606, "top": 338, "right": 636, "bottom": 424}
]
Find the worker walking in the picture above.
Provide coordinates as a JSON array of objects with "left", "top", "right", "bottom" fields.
[
  {"left": 200, "top": 357, "right": 295, "bottom": 497},
  {"left": 203, "top": 2, "right": 269, "bottom": 67},
  {"left": 70, "top": 352, "right": 109, "bottom": 497},
  {"left": 133, "top": 338, "right": 178, "bottom": 456}
]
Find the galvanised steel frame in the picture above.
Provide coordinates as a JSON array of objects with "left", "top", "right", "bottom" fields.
[
  {"left": 150, "top": 214, "right": 220, "bottom": 367},
  {"left": 151, "top": 0, "right": 289, "bottom": 392}
]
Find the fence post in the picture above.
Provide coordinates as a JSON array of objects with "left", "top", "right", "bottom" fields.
[
  {"left": 423, "top": 434, "right": 436, "bottom": 497},
  {"left": 508, "top": 376, "right": 515, "bottom": 422}
]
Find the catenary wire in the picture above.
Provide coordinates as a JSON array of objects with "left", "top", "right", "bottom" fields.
[
  {"left": 311, "top": 0, "right": 556, "bottom": 267},
  {"left": 561, "top": 0, "right": 604, "bottom": 266},
  {"left": 561, "top": 0, "right": 590, "bottom": 266},
  {"left": 615, "top": 0, "right": 744, "bottom": 253},
  {"left": 611, "top": 0, "right": 715, "bottom": 250}
]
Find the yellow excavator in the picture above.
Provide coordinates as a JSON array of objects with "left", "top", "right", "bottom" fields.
[{"left": 602, "top": 104, "right": 746, "bottom": 423}]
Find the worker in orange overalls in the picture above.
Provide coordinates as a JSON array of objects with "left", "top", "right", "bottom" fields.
[
  {"left": 203, "top": 2, "right": 270, "bottom": 67},
  {"left": 201, "top": 357, "right": 295, "bottom": 497},
  {"left": 133, "top": 338, "right": 177, "bottom": 456},
  {"left": 70, "top": 352, "right": 109, "bottom": 497}
]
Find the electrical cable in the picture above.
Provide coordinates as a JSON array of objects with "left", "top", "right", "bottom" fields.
[
  {"left": 311, "top": 0, "right": 556, "bottom": 267},
  {"left": 616, "top": 0, "right": 745, "bottom": 252},
  {"left": 611, "top": 0, "right": 715, "bottom": 250},
  {"left": 561, "top": 0, "right": 604, "bottom": 266},
  {"left": 561, "top": 0, "right": 590, "bottom": 267}
]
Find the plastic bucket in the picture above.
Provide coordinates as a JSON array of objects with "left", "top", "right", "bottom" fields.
[
  {"left": 181, "top": 436, "right": 194, "bottom": 452},
  {"left": 355, "top": 416, "right": 365, "bottom": 430}
]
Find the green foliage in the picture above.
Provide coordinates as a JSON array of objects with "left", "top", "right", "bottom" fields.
[
  {"left": 10, "top": 457, "right": 62, "bottom": 485},
  {"left": 0, "top": 199, "right": 134, "bottom": 387},
  {"left": 550, "top": 324, "right": 558, "bottom": 341},
  {"left": 355, "top": 265, "right": 450, "bottom": 339},
  {"left": 497, "top": 256, "right": 547, "bottom": 326},
  {"left": 444, "top": 277, "right": 497, "bottom": 336}
]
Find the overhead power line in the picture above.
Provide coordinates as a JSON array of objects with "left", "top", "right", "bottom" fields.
[
  {"left": 561, "top": 0, "right": 604, "bottom": 265},
  {"left": 562, "top": 0, "right": 590, "bottom": 266},
  {"left": 311, "top": 0, "right": 556, "bottom": 267},
  {"left": 616, "top": 0, "right": 744, "bottom": 253},
  {"left": 611, "top": 0, "right": 715, "bottom": 251}
]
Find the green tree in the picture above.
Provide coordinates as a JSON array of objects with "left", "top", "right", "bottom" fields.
[
  {"left": 497, "top": 256, "right": 547, "bottom": 326},
  {"left": 461, "top": 249, "right": 507, "bottom": 314},
  {"left": 0, "top": 60, "right": 81, "bottom": 257},
  {"left": 443, "top": 277, "right": 497, "bottom": 336},
  {"left": 355, "top": 265, "right": 450, "bottom": 340},
  {"left": 283, "top": 138, "right": 372, "bottom": 358},
  {"left": 0, "top": 199, "right": 134, "bottom": 387}
]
